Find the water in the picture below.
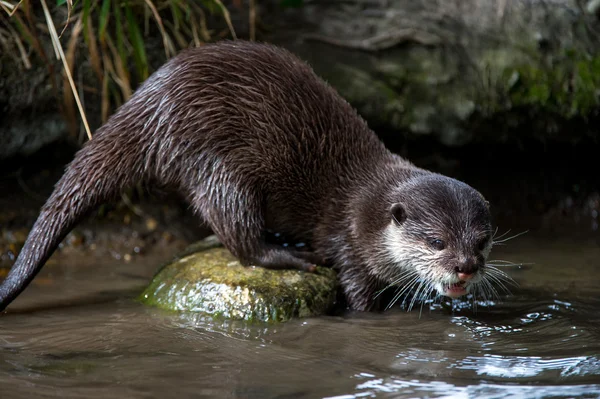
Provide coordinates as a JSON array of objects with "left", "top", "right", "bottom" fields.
[{"left": 1, "top": 233, "right": 600, "bottom": 398}]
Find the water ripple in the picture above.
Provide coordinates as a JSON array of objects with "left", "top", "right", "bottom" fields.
[
  {"left": 326, "top": 375, "right": 600, "bottom": 399},
  {"left": 454, "top": 354, "right": 600, "bottom": 379}
]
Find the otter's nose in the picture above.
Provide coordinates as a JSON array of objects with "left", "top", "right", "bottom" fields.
[{"left": 455, "top": 258, "right": 479, "bottom": 280}]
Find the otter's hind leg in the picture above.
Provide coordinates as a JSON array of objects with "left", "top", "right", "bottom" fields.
[
  {"left": 192, "top": 183, "right": 317, "bottom": 272},
  {"left": 246, "top": 247, "right": 317, "bottom": 272}
]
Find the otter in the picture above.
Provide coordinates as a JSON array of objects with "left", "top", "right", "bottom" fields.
[{"left": 0, "top": 41, "right": 494, "bottom": 312}]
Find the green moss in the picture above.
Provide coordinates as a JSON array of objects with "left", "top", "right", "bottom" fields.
[
  {"left": 139, "top": 237, "right": 338, "bottom": 323},
  {"left": 503, "top": 51, "right": 600, "bottom": 118}
]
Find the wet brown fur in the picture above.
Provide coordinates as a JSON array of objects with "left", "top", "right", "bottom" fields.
[{"left": 0, "top": 41, "right": 491, "bottom": 312}]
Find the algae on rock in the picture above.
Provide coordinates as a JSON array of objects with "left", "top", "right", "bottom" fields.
[{"left": 140, "top": 237, "right": 338, "bottom": 322}]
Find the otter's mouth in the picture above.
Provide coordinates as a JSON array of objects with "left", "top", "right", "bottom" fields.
[{"left": 443, "top": 281, "right": 468, "bottom": 298}]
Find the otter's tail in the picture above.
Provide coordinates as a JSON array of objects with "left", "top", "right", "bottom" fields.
[{"left": 0, "top": 132, "right": 145, "bottom": 311}]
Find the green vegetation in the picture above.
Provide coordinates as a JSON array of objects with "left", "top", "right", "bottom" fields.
[
  {"left": 0, "top": 0, "right": 247, "bottom": 138},
  {"left": 504, "top": 51, "right": 600, "bottom": 118}
]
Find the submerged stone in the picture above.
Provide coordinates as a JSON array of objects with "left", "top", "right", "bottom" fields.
[{"left": 139, "top": 236, "right": 338, "bottom": 322}]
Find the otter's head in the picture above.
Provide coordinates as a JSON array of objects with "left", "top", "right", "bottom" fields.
[{"left": 383, "top": 174, "right": 492, "bottom": 300}]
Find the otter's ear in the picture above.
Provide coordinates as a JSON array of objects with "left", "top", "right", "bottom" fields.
[{"left": 390, "top": 203, "right": 406, "bottom": 225}]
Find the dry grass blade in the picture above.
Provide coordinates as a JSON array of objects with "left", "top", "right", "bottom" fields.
[
  {"left": 105, "top": 35, "right": 132, "bottom": 100},
  {"left": 45, "top": 17, "right": 61, "bottom": 58},
  {"left": 249, "top": 0, "right": 256, "bottom": 41},
  {"left": 81, "top": 0, "right": 102, "bottom": 82},
  {"left": 0, "top": 0, "right": 22, "bottom": 17},
  {"left": 189, "top": 2, "right": 211, "bottom": 42},
  {"left": 0, "top": 0, "right": 13, "bottom": 14},
  {"left": 59, "top": 0, "right": 74, "bottom": 37},
  {"left": 13, "top": 1, "right": 61, "bottom": 103},
  {"left": 85, "top": 16, "right": 103, "bottom": 82},
  {"left": 0, "top": 12, "right": 31, "bottom": 68},
  {"left": 40, "top": 0, "right": 92, "bottom": 140},
  {"left": 190, "top": 16, "right": 201, "bottom": 46},
  {"left": 18, "top": 0, "right": 50, "bottom": 64},
  {"left": 63, "top": 14, "right": 83, "bottom": 138},
  {"left": 101, "top": 61, "right": 110, "bottom": 123},
  {"left": 212, "top": 0, "right": 236, "bottom": 39},
  {"left": 165, "top": 19, "right": 187, "bottom": 48},
  {"left": 143, "top": 0, "right": 175, "bottom": 57},
  {"left": 12, "top": 32, "right": 31, "bottom": 68},
  {"left": 112, "top": 0, "right": 131, "bottom": 93}
]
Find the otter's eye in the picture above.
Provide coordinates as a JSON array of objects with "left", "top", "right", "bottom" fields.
[{"left": 429, "top": 239, "right": 445, "bottom": 251}]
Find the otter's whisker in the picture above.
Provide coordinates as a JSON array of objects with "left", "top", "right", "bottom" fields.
[
  {"left": 472, "top": 282, "right": 483, "bottom": 303},
  {"left": 481, "top": 277, "right": 501, "bottom": 300},
  {"left": 487, "top": 259, "right": 520, "bottom": 264},
  {"left": 398, "top": 277, "right": 422, "bottom": 310},
  {"left": 419, "top": 282, "right": 431, "bottom": 302},
  {"left": 476, "top": 281, "right": 489, "bottom": 302},
  {"left": 487, "top": 266, "right": 518, "bottom": 286},
  {"left": 486, "top": 270, "right": 517, "bottom": 295},
  {"left": 419, "top": 300, "right": 426, "bottom": 318},
  {"left": 387, "top": 275, "right": 420, "bottom": 310},
  {"left": 408, "top": 280, "right": 428, "bottom": 312},
  {"left": 492, "top": 230, "right": 529, "bottom": 245},
  {"left": 492, "top": 226, "right": 500, "bottom": 239},
  {"left": 483, "top": 283, "right": 494, "bottom": 303},
  {"left": 374, "top": 271, "right": 416, "bottom": 300},
  {"left": 378, "top": 270, "right": 418, "bottom": 294},
  {"left": 484, "top": 284, "right": 493, "bottom": 302},
  {"left": 383, "top": 274, "right": 415, "bottom": 309},
  {"left": 492, "top": 228, "right": 511, "bottom": 240},
  {"left": 486, "top": 263, "right": 532, "bottom": 268},
  {"left": 480, "top": 280, "right": 493, "bottom": 302},
  {"left": 419, "top": 284, "right": 435, "bottom": 318},
  {"left": 487, "top": 259, "right": 533, "bottom": 268}
]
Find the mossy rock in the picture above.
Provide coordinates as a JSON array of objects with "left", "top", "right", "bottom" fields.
[{"left": 139, "top": 236, "right": 339, "bottom": 322}]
